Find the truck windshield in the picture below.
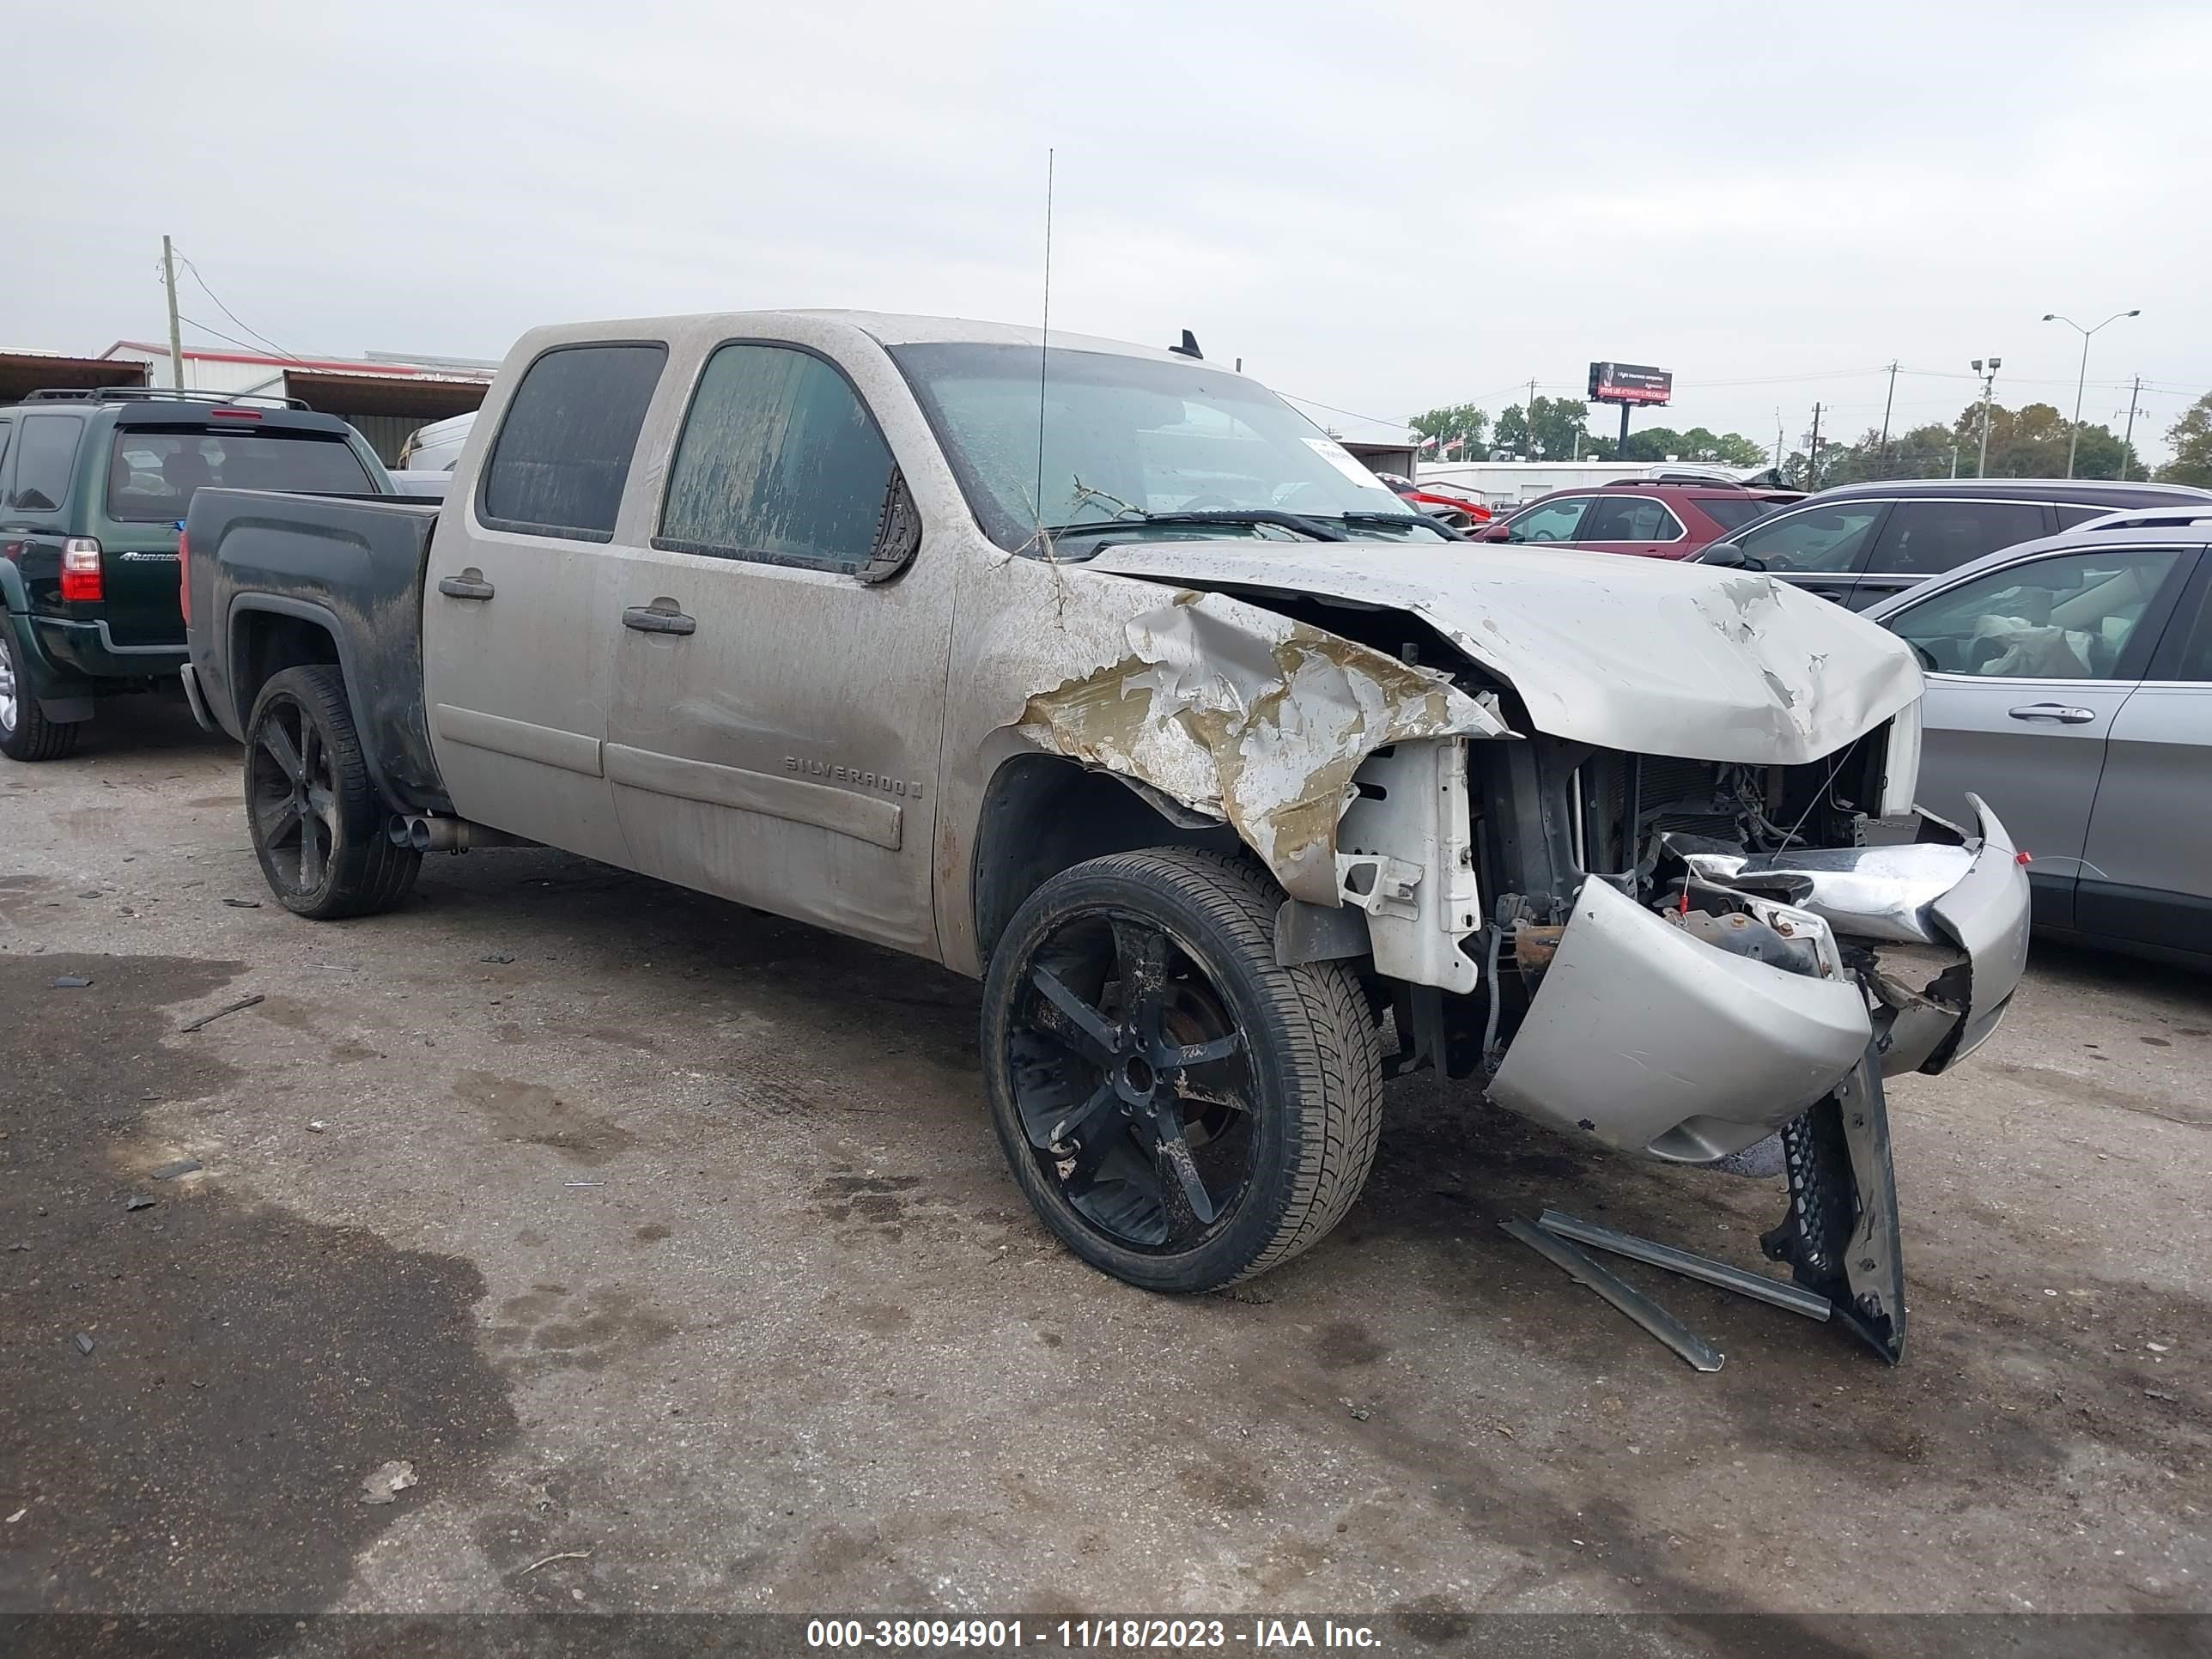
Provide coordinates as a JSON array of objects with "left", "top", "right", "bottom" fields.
[
  {"left": 889, "top": 342, "right": 1425, "bottom": 553},
  {"left": 106, "top": 428, "right": 374, "bottom": 523}
]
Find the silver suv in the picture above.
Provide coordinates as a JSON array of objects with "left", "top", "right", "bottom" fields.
[{"left": 1863, "top": 505, "right": 2212, "bottom": 965}]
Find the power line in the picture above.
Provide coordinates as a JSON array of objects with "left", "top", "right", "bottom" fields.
[
  {"left": 177, "top": 313, "right": 295, "bottom": 358},
  {"left": 171, "top": 246, "right": 305, "bottom": 361}
]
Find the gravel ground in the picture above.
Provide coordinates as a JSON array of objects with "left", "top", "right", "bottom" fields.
[{"left": 2, "top": 697, "right": 2207, "bottom": 1636}]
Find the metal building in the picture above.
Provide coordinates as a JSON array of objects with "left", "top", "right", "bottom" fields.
[{"left": 96, "top": 343, "right": 495, "bottom": 465}]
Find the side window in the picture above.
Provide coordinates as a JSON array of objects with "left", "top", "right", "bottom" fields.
[
  {"left": 2053, "top": 504, "right": 2115, "bottom": 531},
  {"left": 0, "top": 420, "right": 13, "bottom": 478},
  {"left": 1864, "top": 500, "right": 2047, "bottom": 577},
  {"left": 1735, "top": 501, "right": 1885, "bottom": 573},
  {"left": 658, "top": 343, "right": 896, "bottom": 573},
  {"left": 9, "top": 414, "right": 85, "bottom": 513},
  {"left": 479, "top": 343, "right": 666, "bottom": 539},
  {"left": 1887, "top": 548, "right": 2182, "bottom": 679},
  {"left": 2162, "top": 580, "right": 2212, "bottom": 682},
  {"left": 1504, "top": 495, "right": 1592, "bottom": 543},
  {"left": 1578, "top": 496, "right": 1682, "bottom": 542}
]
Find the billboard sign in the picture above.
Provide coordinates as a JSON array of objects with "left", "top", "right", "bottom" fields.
[{"left": 1588, "top": 362, "right": 1673, "bottom": 405}]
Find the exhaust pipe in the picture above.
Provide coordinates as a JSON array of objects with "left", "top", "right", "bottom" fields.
[{"left": 387, "top": 815, "right": 535, "bottom": 854}]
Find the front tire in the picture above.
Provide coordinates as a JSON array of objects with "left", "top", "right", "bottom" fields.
[
  {"left": 0, "top": 626, "right": 82, "bottom": 762},
  {"left": 982, "top": 848, "right": 1383, "bottom": 1291},
  {"left": 244, "top": 665, "right": 419, "bottom": 918}
]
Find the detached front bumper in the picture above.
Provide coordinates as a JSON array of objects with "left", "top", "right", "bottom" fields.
[{"left": 1488, "top": 796, "right": 2032, "bottom": 1163}]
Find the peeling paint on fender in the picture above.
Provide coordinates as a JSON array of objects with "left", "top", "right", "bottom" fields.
[{"left": 1016, "top": 592, "right": 1509, "bottom": 905}]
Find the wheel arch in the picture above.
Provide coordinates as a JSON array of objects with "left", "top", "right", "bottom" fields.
[
  {"left": 969, "top": 750, "right": 1241, "bottom": 972},
  {"left": 228, "top": 597, "right": 404, "bottom": 813}
]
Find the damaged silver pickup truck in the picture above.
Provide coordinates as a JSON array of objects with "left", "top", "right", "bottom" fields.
[{"left": 179, "top": 312, "right": 2030, "bottom": 1359}]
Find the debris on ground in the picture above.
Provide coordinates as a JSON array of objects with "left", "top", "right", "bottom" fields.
[
  {"left": 1341, "top": 1398, "right": 1373, "bottom": 1421},
  {"left": 5, "top": 1508, "right": 25, "bottom": 1524},
  {"left": 74, "top": 1334, "right": 94, "bottom": 1355},
  {"left": 518, "top": 1548, "right": 592, "bottom": 1576},
  {"left": 1504, "top": 1218, "right": 1725, "bottom": 1372},
  {"left": 151, "top": 1158, "right": 202, "bottom": 1181},
  {"left": 480, "top": 953, "right": 516, "bottom": 964},
  {"left": 179, "top": 994, "right": 264, "bottom": 1034},
  {"left": 221, "top": 898, "right": 262, "bottom": 909},
  {"left": 306, "top": 1121, "right": 328, "bottom": 1133},
  {"left": 124, "top": 1195, "right": 156, "bottom": 1212},
  {"left": 49, "top": 976, "right": 93, "bottom": 990},
  {"left": 360, "top": 1461, "right": 418, "bottom": 1504}
]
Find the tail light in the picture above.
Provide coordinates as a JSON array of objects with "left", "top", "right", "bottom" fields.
[
  {"left": 60, "top": 538, "right": 103, "bottom": 603},
  {"left": 179, "top": 531, "right": 191, "bottom": 625}
]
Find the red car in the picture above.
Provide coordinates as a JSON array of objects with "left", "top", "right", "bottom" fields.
[
  {"left": 1476, "top": 477, "right": 1802, "bottom": 560},
  {"left": 1374, "top": 472, "right": 1493, "bottom": 531}
]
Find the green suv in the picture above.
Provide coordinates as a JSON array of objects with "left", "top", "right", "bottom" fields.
[{"left": 0, "top": 388, "right": 389, "bottom": 760}]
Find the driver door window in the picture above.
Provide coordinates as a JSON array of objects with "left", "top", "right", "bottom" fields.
[
  {"left": 1734, "top": 501, "right": 1887, "bottom": 574},
  {"left": 1506, "top": 495, "right": 1593, "bottom": 543},
  {"left": 658, "top": 343, "right": 898, "bottom": 573},
  {"left": 1887, "top": 548, "right": 2184, "bottom": 679}
]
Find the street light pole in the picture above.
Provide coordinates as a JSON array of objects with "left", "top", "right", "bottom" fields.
[{"left": 2043, "top": 308, "right": 2140, "bottom": 478}]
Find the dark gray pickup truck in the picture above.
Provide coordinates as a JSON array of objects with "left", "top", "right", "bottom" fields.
[{"left": 180, "top": 308, "right": 2035, "bottom": 1352}]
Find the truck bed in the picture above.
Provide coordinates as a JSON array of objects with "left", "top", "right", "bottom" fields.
[{"left": 183, "top": 489, "right": 451, "bottom": 815}]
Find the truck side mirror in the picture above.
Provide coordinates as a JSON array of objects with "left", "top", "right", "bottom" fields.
[{"left": 859, "top": 469, "right": 922, "bottom": 584}]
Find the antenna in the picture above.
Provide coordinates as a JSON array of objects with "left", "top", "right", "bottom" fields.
[{"left": 1035, "top": 148, "right": 1054, "bottom": 545}]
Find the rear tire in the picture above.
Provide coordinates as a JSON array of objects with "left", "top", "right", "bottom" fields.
[
  {"left": 981, "top": 848, "right": 1384, "bottom": 1292},
  {"left": 0, "top": 627, "right": 82, "bottom": 762},
  {"left": 244, "top": 665, "right": 419, "bottom": 918}
]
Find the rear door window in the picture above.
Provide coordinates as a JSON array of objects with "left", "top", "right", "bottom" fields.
[
  {"left": 9, "top": 413, "right": 85, "bottom": 513},
  {"left": 1864, "top": 500, "right": 2049, "bottom": 577},
  {"left": 657, "top": 343, "right": 896, "bottom": 573},
  {"left": 1577, "top": 495, "right": 1683, "bottom": 542},
  {"left": 1504, "top": 495, "right": 1593, "bottom": 543},
  {"left": 1733, "top": 501, "right": 1886, "bottom": 574},
  {"left": 480, "top": 343, "right": 667, "bottom": 539},
  {"left": 106, "top": 428, "right": 374, "bottom": 521}
]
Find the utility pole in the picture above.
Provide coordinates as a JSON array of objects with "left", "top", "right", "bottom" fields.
[
  {"left": 2117, "top": 375, "right": 2145, "bottom": 480},
  {"left": 1773, "top": 408, "right": 1784, "bottom": 473},
  {"left": 1972, "top": 357, "right": 2001, "bottom": 478},
  {"left": 1876, "top": 361, "right": 1899, "bottom": 471},
  {"left": 161, "top": 235, "right": 185, "bottom": 390},
  {"left": 1807, "top": 403, "right": 1824, "bottom": 490}
]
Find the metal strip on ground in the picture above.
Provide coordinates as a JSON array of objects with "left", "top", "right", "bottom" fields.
[
  {"left": 1535, "top": 1209, "right": 1832, "bottom": 1322},
  {"left": 1501, "top": 1218, "right": 1724, "bottom": 1372}
]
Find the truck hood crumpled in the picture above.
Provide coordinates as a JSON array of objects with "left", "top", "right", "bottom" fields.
[
  {"left": 1085, "top": 540, "right": 1923, "bottom": 765},
  {"left": 1016, "top": 590, "right": 1509, "bottom": 906}
]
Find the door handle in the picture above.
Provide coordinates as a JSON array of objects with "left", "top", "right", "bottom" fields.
[
  {"left": 437, "top": 570, "right": 495, "bottom": 601},
  {"left": 622, "top": 604, "right": 696, "bottom": 636},
  {"left": 2008, "top": 703, "right": 2097, "bottom": 724}
]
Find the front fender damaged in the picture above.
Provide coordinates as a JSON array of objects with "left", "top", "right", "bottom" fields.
[{"left": 1013, "top": 590, "right": 1510, "bottom": 907}]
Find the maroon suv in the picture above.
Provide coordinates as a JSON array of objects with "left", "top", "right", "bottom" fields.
[{"left": 1477, "top": 477, "right": 1802, "bottom": 560}]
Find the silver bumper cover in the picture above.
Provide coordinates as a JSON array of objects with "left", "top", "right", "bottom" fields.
[{"left": 1488, "top": 795, "right": 2032, "bottom": 1161}]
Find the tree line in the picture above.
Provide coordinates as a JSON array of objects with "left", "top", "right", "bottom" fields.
[{"left": 1408, "top": 390, "right": 2212, "bottom": 486}]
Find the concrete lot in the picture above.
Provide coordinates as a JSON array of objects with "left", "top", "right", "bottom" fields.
[{"left": 2, "top": 697, "right": 2208, "bottom": 1629}]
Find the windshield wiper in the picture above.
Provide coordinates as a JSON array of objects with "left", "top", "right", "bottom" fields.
[
  {"left": 1044, "top": 508, "right": 1348, "bottom": 543},
  {"left": 1334, "top": 511, "right": 1467, "bottom": 541}
]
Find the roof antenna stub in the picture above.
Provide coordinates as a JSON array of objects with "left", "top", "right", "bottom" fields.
[{"left": 1170, "top": 330, "right": 1203, "bottom": 361}]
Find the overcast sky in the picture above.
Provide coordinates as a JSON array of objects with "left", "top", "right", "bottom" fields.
[{"left": 15, "top": 0, "right": 2208, "bottom": 459}]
